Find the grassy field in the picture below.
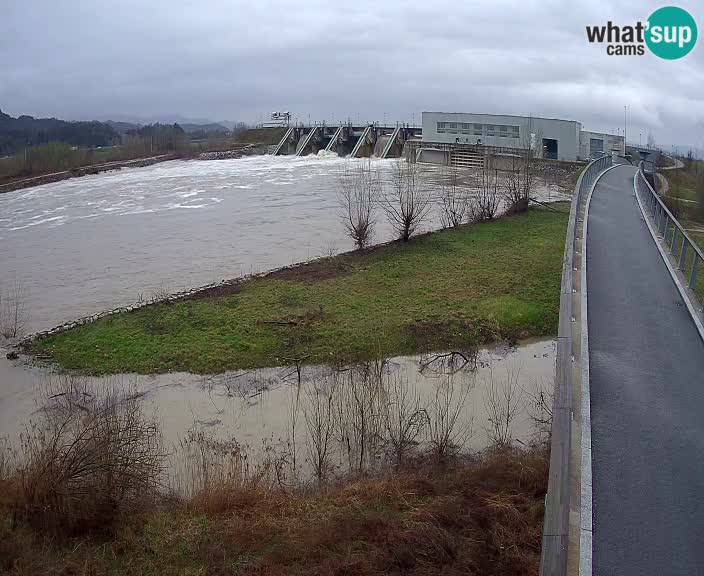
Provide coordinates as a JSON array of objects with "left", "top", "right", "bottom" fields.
[
  {"left": 663, "top": 159, "right": 703, "bottom": 206},
  {"left": 33, "top": 207, "right": 569, "bottom": 374}
]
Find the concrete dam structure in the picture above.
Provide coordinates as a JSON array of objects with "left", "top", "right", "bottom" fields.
[{"left": 271, "top": 123, "right": 422, "bottom": 158}]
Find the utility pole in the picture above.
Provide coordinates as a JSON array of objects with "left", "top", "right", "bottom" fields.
[{"left": 624, "top": 105, "right": 627, "bottom": 152}]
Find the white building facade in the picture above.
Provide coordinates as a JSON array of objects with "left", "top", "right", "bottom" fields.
[{"left": 421, "top": 112, "right": 623, "bottom": 162}]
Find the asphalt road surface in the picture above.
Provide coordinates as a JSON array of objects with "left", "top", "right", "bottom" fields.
[{"left": 588, "top": 164, "right": 704, "bottom": 575}]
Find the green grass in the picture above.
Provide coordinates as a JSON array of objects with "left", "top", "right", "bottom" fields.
[
  {"left": 33, "top": 207, "right": 569, "bottom": 374},
  {"left": 691, "top": 231, "right": 704, "bottom": 251}
]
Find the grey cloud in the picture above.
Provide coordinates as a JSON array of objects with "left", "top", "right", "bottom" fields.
[{"left": 1, "top": 0, "right": 702, "bottom": 148}]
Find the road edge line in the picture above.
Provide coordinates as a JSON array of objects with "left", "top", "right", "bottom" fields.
[{"left": 578, "top": 162, "right": 620, "bottom": 576}]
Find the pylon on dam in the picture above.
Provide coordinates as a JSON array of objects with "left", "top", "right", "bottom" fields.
[{"left": 271, "top": 123, "right": 422, "bottom": 158}]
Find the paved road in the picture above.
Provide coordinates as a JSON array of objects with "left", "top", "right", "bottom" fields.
[{"left": 587, "top": 164, "right": 704, "bottom": 575}]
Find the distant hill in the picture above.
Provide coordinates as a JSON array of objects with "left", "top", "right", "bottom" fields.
[
  {"left": 106, "top": 119, "right": 230, "bottom": 136},
  {"left": 0, "top": 110, "right": 118, "bottom": 156},
  {"left": 180, "top": 123, "right": 229, "bottom": 134},
  {"left": 218, "top": 120, "right": 249, "bottom": 131},
  {"left": 105, "top": 120, "right": 141, "bottom": 134}
]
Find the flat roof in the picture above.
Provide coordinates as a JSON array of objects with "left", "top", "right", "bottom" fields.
[{"left": 422, "top": 111, "right": 580, "bottom": 124}]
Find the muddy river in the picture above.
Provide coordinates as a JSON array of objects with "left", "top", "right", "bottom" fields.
[
  {"left": 0, "top": 154, "right": 568, "bottom": 333},
  {"left": 0, "top": 155, "right": 560, "bottom": 478},
  {"left": 0, "top": 339, "right": 555, "bottom": 484}
]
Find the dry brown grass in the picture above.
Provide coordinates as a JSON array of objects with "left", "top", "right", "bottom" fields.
[
  {"left": 6, "top": 377, "right": 165, "bottom": 538},
  {"left": 0, "top": 446, "right": 548, "bottom": 575}
]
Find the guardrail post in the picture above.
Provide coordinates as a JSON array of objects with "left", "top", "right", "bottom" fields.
[
  {"left": 655, "top": 205, "right": 662, "bottom": 233},
  {"left": 679, "top": 242, "right": 689, "bottom": 271},
  {"left": 670, "top": 228, "right": 678, "bottom": 255},
  {"left": 691, "top": 257, "right": 700, "bottom": 290}
]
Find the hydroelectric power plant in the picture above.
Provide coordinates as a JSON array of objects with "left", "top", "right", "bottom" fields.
[
  {"left": 271, "top": 112, "right": 625, "bottom": 167},
  {"left": 271, "top": 123, "right": 422, "bottom": 158}
]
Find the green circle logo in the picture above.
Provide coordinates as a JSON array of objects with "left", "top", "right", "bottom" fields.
[{"left": 645, "top": 6, "right": 698, "bottom": 59}]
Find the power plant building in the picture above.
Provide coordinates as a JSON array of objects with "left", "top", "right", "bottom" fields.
[{"left": 421, "top": 112, "right": 624, "bottom": 162}]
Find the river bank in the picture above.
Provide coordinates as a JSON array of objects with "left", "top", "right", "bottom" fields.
[
  {"left": 0, "top": 155, "right": 572, "bottom": 334},
  {"left": 26, "top": 205, "right": 568, "bottom": 374},
  {"left": 2, "top": 337, "right": 551, "bottom": 575},
  {"left": 0, "top": 154, "right": 175, "bottom": 194},
  {"left": 0, "top": 444, "right": 547, "bottom": 576}
]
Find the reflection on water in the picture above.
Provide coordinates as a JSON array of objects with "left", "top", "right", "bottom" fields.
[
  {"left": 0, "top": 339, "right": 555, "bottom": 484},
  {"left": 0, "top": 155, "right": 569, "bottom": 332}
]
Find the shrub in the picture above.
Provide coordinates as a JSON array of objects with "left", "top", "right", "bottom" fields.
[{"left": 14, "top": 377, "right": 165, "bottom": 535}]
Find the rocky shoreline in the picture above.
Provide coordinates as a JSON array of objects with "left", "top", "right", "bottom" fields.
[
  {"left": 196, "top": 145, "right": 266, "bottom": 161},
  {"left": 0, "top": 154, "right": 175, "bottom": 194},
  {"left": 17, "top": 256, "right": 320, "bottom": 353}
]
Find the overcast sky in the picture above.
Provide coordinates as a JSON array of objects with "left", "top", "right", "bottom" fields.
[{"left": 1, "top": 0, "right": 702, "bottom": 148}]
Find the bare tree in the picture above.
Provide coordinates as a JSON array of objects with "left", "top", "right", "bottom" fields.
[
  {"left": 302, "top": 378, "right": 338, "bottom": 483},
  {"left": 338, "top": 159, "right": 380, "bottom": 249},
  {"left": 380, "top": 374, "right": 426, "bottom": 468},
  {"left": 334, "top": 360, "right": 385, "bottom": 473},
  {"left": 280, "top": 357, "right": 309, "bottom": 481},
  {"left": 384, "top": 160, "right": 432, "bottom": 241},
  {"left": 484, "top": 366, "right": 524, "bottom": 447},
  {"left": 426, "top": 377, "right": 472, "bottom": 462},
  {"left": 437, "top": 163, "right": 470, "bottom": 227},
  {"left": 16, "top": 376, "right": 165, "bottom": 535},
  {"left": 0, "top": 280, "right": 29, "bottom": 339},
  {"left": 522, "top": 377, "right": 554, "bottom": 444},
  {"left": 503, "top": 155, "right": 532, "bottom": 213},
  {"left": 502, "top": 119, "right": 541, "bottom": 214},
  {"left": 475, "top": 165, "right": 500, "bottom": 220}
]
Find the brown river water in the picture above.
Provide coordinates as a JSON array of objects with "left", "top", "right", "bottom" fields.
[
  {"left": 0, "top": 155, "right": 561, "bottom": 476},
  {"left": 0, "top": 339, "right": 555, "bottom": 483},
  {"left": 0, "top": 154, "right": 568, "bottom": 333}
]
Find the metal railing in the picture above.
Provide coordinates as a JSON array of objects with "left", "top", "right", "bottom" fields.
[
  {"left": 635, "top": 161, "right": 703, "bottom": 302},
  {"left": 540, "top": 153, "right": 612, "bottom": 576}
]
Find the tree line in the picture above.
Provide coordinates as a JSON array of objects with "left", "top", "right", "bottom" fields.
[{"left": 0, "top": 109, "right": 118, "bottom": 156}]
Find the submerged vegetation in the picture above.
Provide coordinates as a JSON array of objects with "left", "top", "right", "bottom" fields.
[
  {"left": 0, "top": 362, "right": 550, "bottom": 575},
  {"left": 32, "top": 206, "right": 568, "bottom": 374}
]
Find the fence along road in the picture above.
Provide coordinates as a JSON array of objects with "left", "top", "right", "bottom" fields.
[{"left": 587, "top": 163, "right": 704, "bottom": 575}]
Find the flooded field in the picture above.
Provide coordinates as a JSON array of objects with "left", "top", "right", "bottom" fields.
[{"left": 0, "top": 339, "right": 555, "bottom": 484}]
